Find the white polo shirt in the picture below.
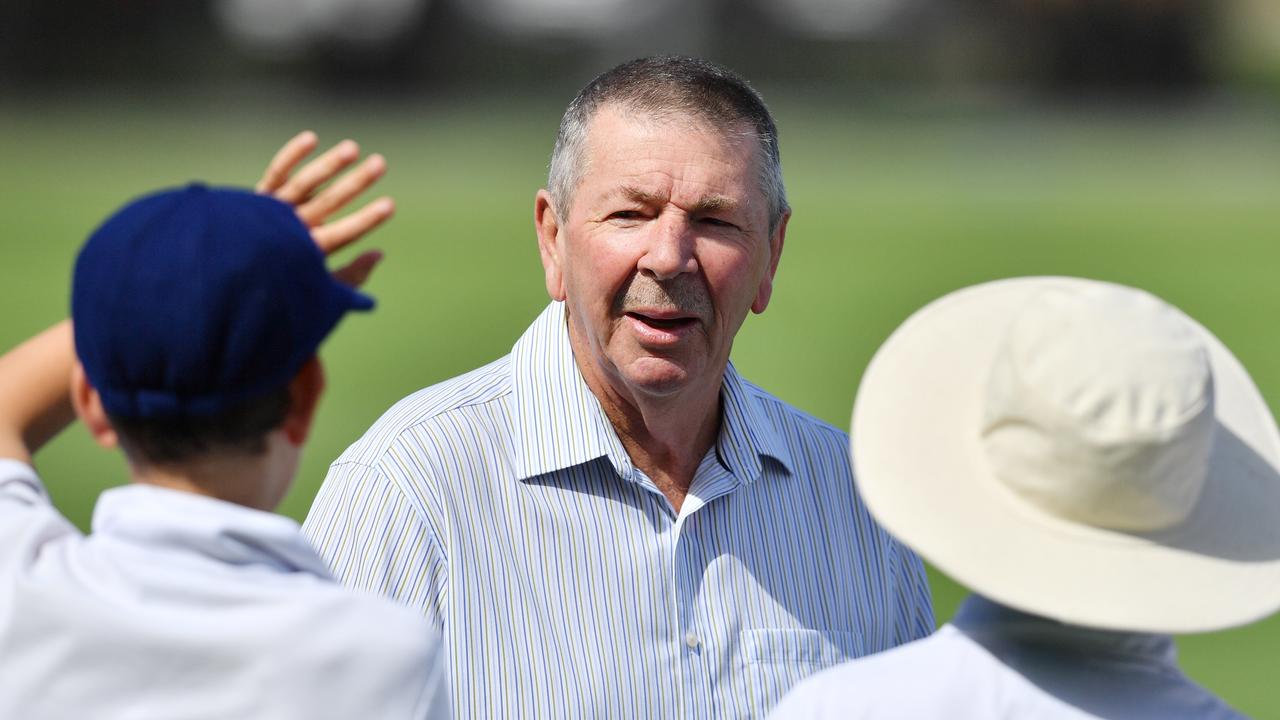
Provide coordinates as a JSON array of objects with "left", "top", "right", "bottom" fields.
[
  {"left": 0, "top": 459, "right": 449, "bottom": 720},
  {"left": 769, "top": 595, "right": 1246, "bottom": 719}
]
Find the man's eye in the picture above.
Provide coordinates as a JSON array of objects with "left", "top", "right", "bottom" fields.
[
  {"left": 608, "top": 210, "right": 645, "bottom": 222},
  {"left": 701, "top": 217, "right": 738, "bottom": 229}
]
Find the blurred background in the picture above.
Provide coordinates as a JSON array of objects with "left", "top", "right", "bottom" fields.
[{"left": 2, "top": 0, "right": 1278, "bottom": 714}]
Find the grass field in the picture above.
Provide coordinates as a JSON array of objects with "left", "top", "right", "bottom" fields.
[{"left": 2, "top": 93, "right": 1278, "bottom": 715}]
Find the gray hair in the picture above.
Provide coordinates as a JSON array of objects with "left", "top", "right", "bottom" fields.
[{"left": 547, "top": 56, "right": 789, "bottom": 235}]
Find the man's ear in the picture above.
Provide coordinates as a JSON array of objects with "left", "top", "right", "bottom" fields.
[
  {"left": 752, "top": 209, "right": 790, "bottom": 314},
  {"left": 282, "top": 358, "right": 325, "bottom": 447},
  {"left": 535, "top": 189, "right": 567, "bottom": 302},
  {"left": 70, "top": 363, "right": 118, "bottom": 450}
]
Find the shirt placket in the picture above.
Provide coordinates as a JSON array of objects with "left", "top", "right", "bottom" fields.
[
  {"left": 671, "top": 507, "right": 704, "bottom": 718},
  {"left": 622, "top": 464, "right": 690, "bottom": 716},
  {"left": 672, "top": 452, "right": 742, "bottom": 717}
]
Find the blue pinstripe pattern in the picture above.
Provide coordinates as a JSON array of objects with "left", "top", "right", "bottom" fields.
[{"left": 303, "top": 302, "right": 934, "bottom": 718}]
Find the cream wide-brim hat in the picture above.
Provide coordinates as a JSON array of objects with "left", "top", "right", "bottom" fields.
[{"left": 852, "top": 276, "right": 1280, "bottom": 633}]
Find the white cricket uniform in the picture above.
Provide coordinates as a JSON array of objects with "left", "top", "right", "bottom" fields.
[
  {"left": 0, "top": 459, "right": 449, "bottom": 720},
  {"left": 770, "top": 595, "right": 1246, "bottom": 720}
]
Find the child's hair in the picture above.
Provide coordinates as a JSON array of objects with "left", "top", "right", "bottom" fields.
[{"left": 109, "top": 385, "right": 291, "bottom": 465}]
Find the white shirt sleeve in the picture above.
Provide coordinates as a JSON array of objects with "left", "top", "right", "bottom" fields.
[
  {"left": 0, "top": 459, "right": 81, "bottom": 577},
  {"left": 0, "top": 458, "right": 47, "bottom": 504}
]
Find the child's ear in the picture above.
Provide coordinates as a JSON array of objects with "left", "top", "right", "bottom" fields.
[
  {"left": 282, "top": 358, "right": 325, "bottom": 446},
  {"left": 70, "top": 363, "right": 117, "bottom": 450}
]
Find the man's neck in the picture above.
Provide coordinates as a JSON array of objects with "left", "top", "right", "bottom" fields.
[{"left": 578, "top": 362, "right": 724, "bottom": 514}]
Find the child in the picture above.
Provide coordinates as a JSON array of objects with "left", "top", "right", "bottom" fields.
[
  {"left": 0, "top": 179, "right": 448, "bottom": 718},
  {"left": 771, "top": 278, "right": 1280, "bottom": 719}
]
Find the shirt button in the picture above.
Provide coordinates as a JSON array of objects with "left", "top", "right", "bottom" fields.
[{"left": 684, "top": 632, "right": 701, "bottom": 650}]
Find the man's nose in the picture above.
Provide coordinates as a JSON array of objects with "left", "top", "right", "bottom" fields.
[{"left": 636, "top": 215, "right": 697, "bottom": 281}]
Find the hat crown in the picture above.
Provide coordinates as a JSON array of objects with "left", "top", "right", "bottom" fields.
[
  {"left": 981, "top": 284, "right": 1216, "bottom": 531},
  {"left": 72, "top": 184, "right": 374, "bottom": 419}
]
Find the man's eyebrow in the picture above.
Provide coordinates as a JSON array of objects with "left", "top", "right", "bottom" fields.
[
  {"left": 691, "top": 195, "right": 738, "bottom": 214},
  {"left": 609, "top": 185, "right": 740, "bottom": 214},
  {"left": 609, "top": 185, "right": 666, "bottom": 206}
]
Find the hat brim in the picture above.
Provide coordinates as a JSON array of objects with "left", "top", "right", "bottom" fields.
[
  {"left": 341, "top": 284, "right": 376, "bottom": 313},
  {"left": 852, "top": 276, "right": 1280, "bottom": 633}
]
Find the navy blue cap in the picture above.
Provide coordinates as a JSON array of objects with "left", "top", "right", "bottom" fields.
[{"left": 72, "top": 184, "right": 374, "bottom": 419}]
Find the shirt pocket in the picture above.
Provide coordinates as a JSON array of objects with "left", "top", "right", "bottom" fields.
[
  {"left": 741, "top": 627, "right": 865, "bottom": 666},
  {"left": 736, "top": 628, "right": 865, "bottom": 717}
]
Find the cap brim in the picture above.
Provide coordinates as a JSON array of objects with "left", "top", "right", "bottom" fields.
[
  {"left": 340, "top": 283, "right": 376, "bottom": 312},
  {"left": 852, "top": 276, "right": 1280, "bottom": 633}
]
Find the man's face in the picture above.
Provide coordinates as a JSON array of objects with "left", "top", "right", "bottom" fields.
[{"left": 536, "top": 105, "right": 788, "bottom": 406}]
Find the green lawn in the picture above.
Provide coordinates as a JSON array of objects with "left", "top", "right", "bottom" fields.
[{"left": 2, "top": 94, "right": 1278, "bottom": 714}]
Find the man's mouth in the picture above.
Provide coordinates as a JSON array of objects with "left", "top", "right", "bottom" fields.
[
  {"left": 622, "top": 311, "right": 696, "bottom": 327},
  {"left": 619, "top": 310, "right": 701, "bottom": 340},
  {"left": 625, "top": 311, "right": 698, "bottom": 331}
]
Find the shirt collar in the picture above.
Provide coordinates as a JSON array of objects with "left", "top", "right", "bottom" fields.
[
  {"left": 952, "top": 594, "right": 1179, "bottom": 667},
  {"left": 510, "top": 302, "right": 635, "bottom": 481},
  {"left": 91, "top": 484, "right": 333, "bottom": 578},
  {"left": 716, "top": 361, "right": 795, "bottom": 483},
  {"left": 510, "top": 301, "right": 794, "bottom": 484}
]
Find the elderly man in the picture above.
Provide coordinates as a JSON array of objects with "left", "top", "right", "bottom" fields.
[{"left": 299, "top": 56, "right": 934, "bottom": 716}]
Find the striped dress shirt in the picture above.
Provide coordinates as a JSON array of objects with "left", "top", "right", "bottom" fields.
[{"left": 303, "top": 301, "right": 934, "bottom": 718}]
